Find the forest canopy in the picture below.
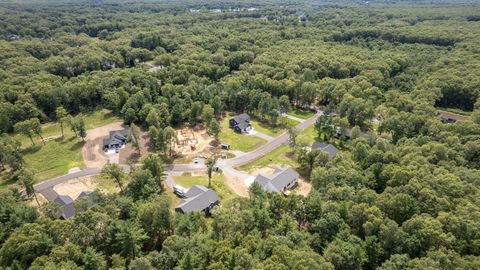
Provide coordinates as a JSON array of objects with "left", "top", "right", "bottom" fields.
[{"left": 1, "top": 0, "right": 480, "bottom": 269}]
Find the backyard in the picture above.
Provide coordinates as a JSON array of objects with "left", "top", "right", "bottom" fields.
[
  {"left": 23, "top": 137, "right": 85, "bottom": 182},
  {"left": 13, "top": 109, "right": 122, "bottom": 146},
  {"left": 1, "top": 109, "right": 123, "bottom": 187},
  {"left": 250, "top": 116, "right": 299, "bottom": 137},
  {"left": 173, "top": 172, "right": 237, "bottom": 203},
  {"left": 219, "top": 115, "right": 267, "bottom": 152}
]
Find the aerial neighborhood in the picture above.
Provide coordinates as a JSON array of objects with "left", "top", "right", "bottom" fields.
[{"left": 1, "top": 1, "right": 480, "bottom": 269}]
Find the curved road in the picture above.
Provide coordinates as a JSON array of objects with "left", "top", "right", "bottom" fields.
[{"left": 34, "top": 111, "right": 321, "bottom": 192}]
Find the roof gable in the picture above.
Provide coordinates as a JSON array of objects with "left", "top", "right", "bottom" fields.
[
  {"left": 233, "top": 113, "right": 250, "bottom": 124},
  {"left": 176, "top": 185, "right": 220, "bottom": 213},
  {"left": 312, "top": 141, "right": 339, "bottom": 159},
  {"left": 254, "top": 167, "right": 299, "bottom": 193}
]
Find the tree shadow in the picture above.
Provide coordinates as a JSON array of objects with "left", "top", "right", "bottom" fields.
[
  {"left": 70, "top": 140, "right": 86, "bottom": 151},
  {"left": 22, "top": 145, "right": 42, "bottom": 155}
]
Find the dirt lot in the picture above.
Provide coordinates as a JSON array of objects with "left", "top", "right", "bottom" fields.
[
  {"left": 53, "top": 176, "right": 98, "bottom": 199},
  {"left": 82, "top": 122, "right": 124, "bottom": 168},
  {"left": 173, "top": 127, "right": 215, "bottom": 162},
  {"left": 224, "top": 173, "right": 249, "bottom": 197},
  {"left": 119, "top": 128, "right": 154, "bottom": 164},
  {"left": 295, "top": 178, "right": 312, "bottom": 197}
]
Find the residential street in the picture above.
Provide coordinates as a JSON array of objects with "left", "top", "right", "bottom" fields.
[{"left": 34, "top": 111, "right": 321, "bottom": 193}]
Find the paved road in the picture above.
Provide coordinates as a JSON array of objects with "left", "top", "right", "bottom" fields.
[
  {"left": 218, "top": 111, "right": 321, "bottom": 167},
  {"left": 34, "top": 111, "right": 321, "bottom": 192},
  {"left": 284, "top": 114, "right": 306, "bottom": 123},
  {"left": 34, "top": 165, "right": 130, "bottom": 192}
]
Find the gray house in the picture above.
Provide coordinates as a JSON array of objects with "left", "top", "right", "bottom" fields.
[
  {"left": 103, "top": 129, "right": 129, "bottom": 151},
  {"left": 40, "top": 188, "right": 96, "bottom": 219},
  {"left": 229, "top": 113, "right": 252, "bottom": 133},
  {"left": 54, "top": 191, "right": 96, "bottom": 219},
  {"left": 312, "top": 141, "right": 339, "bottom": 159},
  {"left": 254, "top": 167, "right": 300, "bottom": 193},
  {"left": 175, "top": 185, "right": 220, "bottom": 214}
]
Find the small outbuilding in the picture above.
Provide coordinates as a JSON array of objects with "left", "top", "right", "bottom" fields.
[
  {"left": 254, "top": 167, "right": 299, "bottom": 193},
  {"left": 229, "top": 113, "right": 252, "bottom": 133},
  {"left": 175, "top": 185, "right": 220, "bottom": 214}
]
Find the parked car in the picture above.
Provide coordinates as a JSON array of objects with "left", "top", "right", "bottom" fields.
[
  {"left": 193, "top": 157, "right": 199, "bottom": 164},
  {"left": 173, "top": 185, "right": 187, "bottom": 197}
]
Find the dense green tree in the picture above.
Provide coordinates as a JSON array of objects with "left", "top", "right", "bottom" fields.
[
  {"left": 55, "top": 106, "right": 70, "bottom": 139},
  {"left": 101, "top": 163, "right": 125, "bottom": 193}
]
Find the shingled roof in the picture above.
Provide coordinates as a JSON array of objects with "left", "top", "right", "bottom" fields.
[
  {"left": 40, "top": 189, "right": 96, "bottom": 219},
  {"left": 233, "top": 113, "right": 250, "bottom": 124},
  {"left": 254, "top": 167, "right": 299, "bottom": 193},
  {"left": 103, "top": 129, "right": 129, "bottom": 149},
  {"left": 312, "top": 141, "right": 339, "bottom": 159},
  {"left": 175, "top": 185, "right": 220, "bottom": 213}
]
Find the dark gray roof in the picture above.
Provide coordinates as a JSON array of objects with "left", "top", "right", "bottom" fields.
[
  {"left": 103, "top": 129, "right": 128, "bottom": 146},
  {"left": 175, "top": 185, "right": 220, "bottom": 213},
  {"left": 233, "top": 113, "right": 250, "bottom": 124},
  {"left": 184, "top": 185, "right": 209, "bottom": 197},
  {"left": 40, "top": 188, "right": 58, "bottom": 201},
  {"left": 254, "top": 167, "right": 299, "bottom": 193},
  {"left": 61, "top": 203, "right": 76, "bottom": 219},
  {"left": 236, "top": 121, "right": 251, "bottom": 131},
  {"left": 53, "top": 194, "right": 75, "bottom": 219},
  {"left": 43, "top": 189, "right": 95, "bottom": 219},
  {"left": 54, "top": 194, "right": 73, "bottom": 206},
  {"left": 312, "top": 141, "right": 339, "bottom": 159}
]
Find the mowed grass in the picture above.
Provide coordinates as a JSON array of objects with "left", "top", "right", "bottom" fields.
[
  {"left": 236, "top": 144, "right": 299, "bottom": 173},
  {"left": 23, "top": 136, "right": 84, "bottom": 182},
  {"left": 173, "top": 173, "right": 237, "bottom": 203},
  {"left": 219, "top": 116, "right": 266, "bottom": 152},
  {"left": 1, "top": 109, "right": 122, "bottom": 188},
  {"left": 297, "top": 125, "right": 344, "bottom": 149},
  {"left": 250, "top": 117, "right": 299, "bottom": 137},
  {"left": 289, "top": 109, "right": 315, "bottom": 120},
  {"left": 297, "top": 125, "right": 318, "bottom": 145},
  {"left": 13, "top": 109, "right": 121, "bottom": 146}
]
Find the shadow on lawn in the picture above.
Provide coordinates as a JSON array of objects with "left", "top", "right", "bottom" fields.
[
  {"left": 70, "top": 140, "right": 85, "bottom": 151},
  {"left": 22, "top": 144, "right": 42, "bottom": 155}
]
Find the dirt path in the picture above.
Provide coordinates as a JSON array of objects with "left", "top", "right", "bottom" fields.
[
  {"left": 224, "top": 173, "right": 249, "bottom": 197},
  {"left": 82, "top": 122, "right": 124, "bottom": 168}
]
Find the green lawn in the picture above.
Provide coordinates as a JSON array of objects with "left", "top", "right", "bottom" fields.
[
  {"left": 2, "top": 109, "right": 122, "bottom": 187},
  {"left": 250, "top": 117, "right": 299, "bottom": 137},
  {"left": 297, "top": 125, "right": 344, "bottom": 149},
  {"left": 13, "top": 109, "right": 121, "bottom": 147},
  {"left": 173, "top": 172, "right": 237, "bottom": 203},
  {"left": 297, "top": 125, "right": 318, "bottom": 145},
  {"left": 23, "top": 136, "right": 85, "bottom": 182},
  {"left": 219, "top": 116, "right": 266, "bottom": 152},
  {"left": 289, "top": 109, "right": 315, "bottom": 120},
  {"left": 236, "top": 145, "right": 299, "bottom": 173},
  {"left": 95, "top": 174, "right": 121, "bottom": 193}
]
